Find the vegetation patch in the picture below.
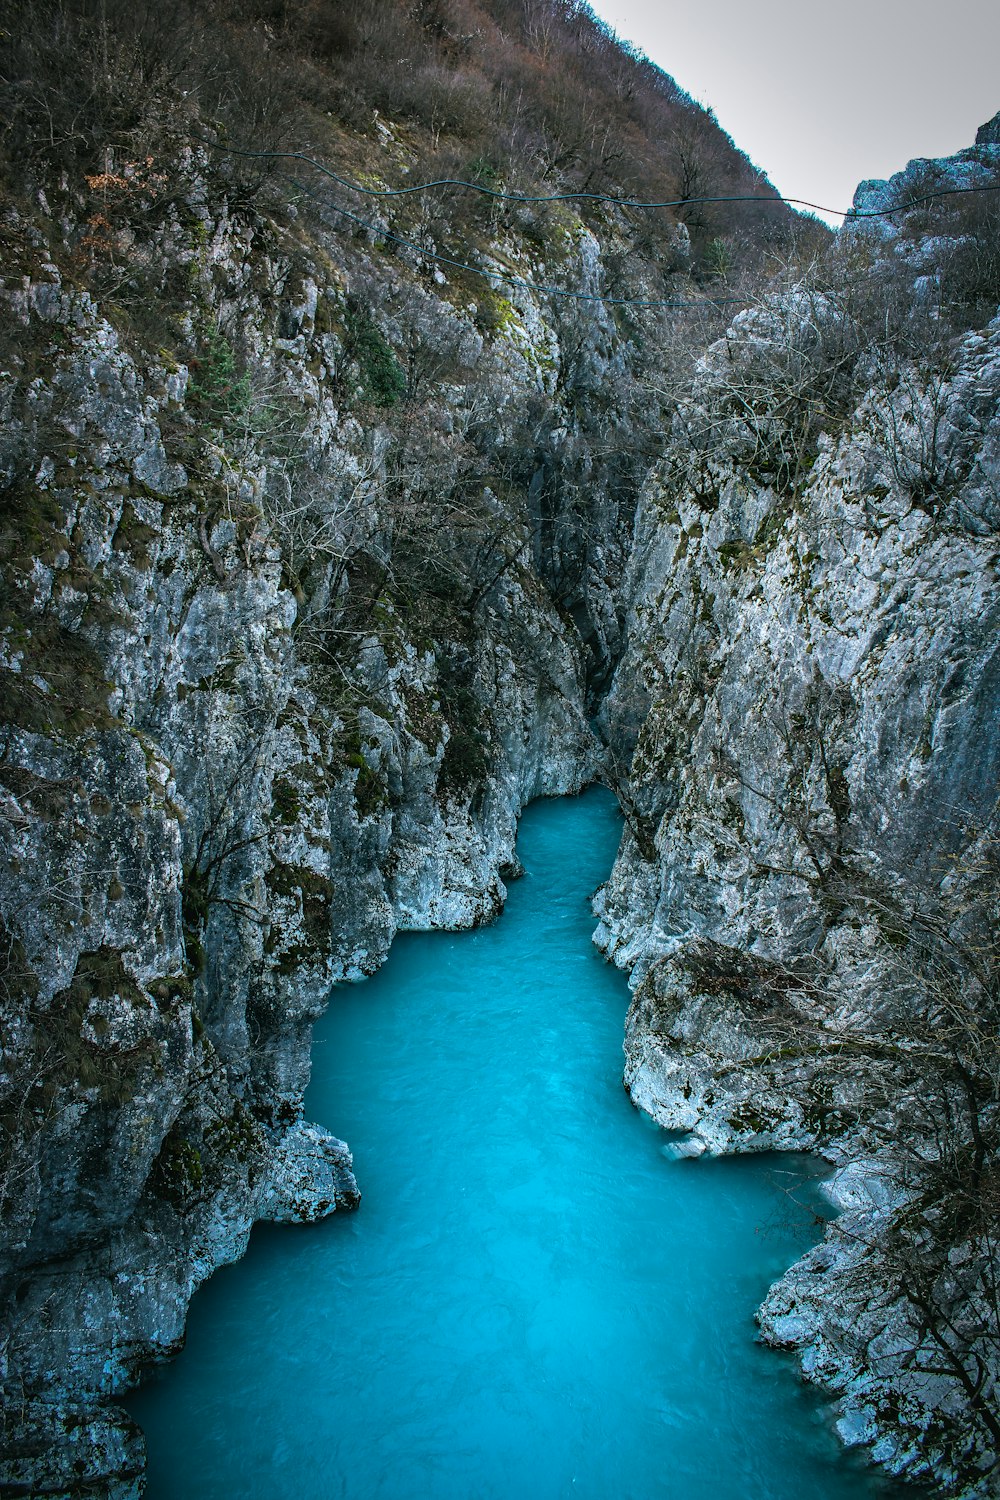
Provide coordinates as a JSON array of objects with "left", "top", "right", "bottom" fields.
[
  {"left": 205, "top": 1100, "right": 263, "bottom": 1179},
  {"left": 265, "top": 862, "right": 333, "bottom": 948},
  {"left": 343, "top": 300, "right": 405, "bottom": 408},
  {"left": 111, "top": 502, "right": 160, "bottom": 567},
  {"left": 150, "top": 1122, "right": 204, "bottom": 1210},
  {"left": 186, "top": 327, "right": 251, "bottom": 430},
  {"left": 31, "top": 947, "right": 157, "bottom": 1109},
  {"left": 271, "top": 778, "right": 302, "bottom": 826},
  {"left": 346, "top": 754, "right": 389, "bottom": 819},
  {"left": 436, "top": 675, "right": 491, "bottom": 799},
  {"left": 0, "top": 571, "right": 117, "bottom": 736},
  {"left": 716, "top": 538, "right": 755, "bottom": 573},
  {"left": 680, "top": 940, "right": 809, "bottom": 1014},
  {"left": 439, "top": 723, "right": 490, "bottom": 797},
  {"left": 181, "top": 865, "right": 210, "bottom": 977},
  {"left": 727, "top": 1101, "right": 776, "bottom": 1134},
  {"left": 147, "top": 973, "right": 194, "bottom": 1013},
  {"left": 402, "top": 685, "right": 445, "bottom": 752},
  {"left": 0, "top": 763, "right": 81, "bottom": 821}
]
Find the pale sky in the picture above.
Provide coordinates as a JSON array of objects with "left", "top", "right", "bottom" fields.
[{"left": 589, "top": 0, "right": 1000, "bottom": 225}]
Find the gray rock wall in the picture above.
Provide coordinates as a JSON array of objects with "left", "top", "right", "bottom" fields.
[
  {"left": 0, "top": 139, "right": 672, "bottom": 1492},
  {"left": 594, "top": 142, "right": 1000, "bottom": 1495}
]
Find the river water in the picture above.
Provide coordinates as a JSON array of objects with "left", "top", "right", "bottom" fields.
[{"left": 128, "top": 787, "right": 887, "bottom": 1500}]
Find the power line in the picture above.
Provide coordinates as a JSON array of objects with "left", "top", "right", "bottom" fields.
[
  {"left": 200, "top": 138, "right": 1000, "bottom": 313},
  {"left": 202, "top": 138, "right": 1000, "bottom": 222}
]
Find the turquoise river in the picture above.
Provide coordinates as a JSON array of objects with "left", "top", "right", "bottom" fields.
[{"left": 128, "top": 787, "right": 891, "bottom": 1499}]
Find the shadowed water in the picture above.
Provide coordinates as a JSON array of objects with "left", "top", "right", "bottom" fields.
[{"left": 128, "top": 787, "right": 888, "bottom": 1500}]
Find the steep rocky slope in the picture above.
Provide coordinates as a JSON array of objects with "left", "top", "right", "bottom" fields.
[
  {"left": 0, "top": 1, "right": 799, "bottom": 1487},
  {"left": 3, "top": 2, "right": 998, "bottom": 1495},
  {"left": 0, "top": 188, "right": 622, "bottom": 1493},
  {"left": 595, "top": 134, "right": 1000, "bottom": 1495}
]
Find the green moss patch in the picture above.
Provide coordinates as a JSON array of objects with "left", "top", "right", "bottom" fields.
[
  {"left": 265, "top": 862, "right": 333, "bottom": 948},
  {"left": 343, "top": 300, "right": 405, "bottom": 408},
  {"left": 150, "top": 1122, "right": 204, "bottom": 1209},
  {"left": 31, "top": 946, "right": 158, "bottom": 1108}
]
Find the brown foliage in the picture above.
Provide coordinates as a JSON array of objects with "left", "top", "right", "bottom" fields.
[{"left": 1, "top": 0, "right": 799, "bottom": 276}]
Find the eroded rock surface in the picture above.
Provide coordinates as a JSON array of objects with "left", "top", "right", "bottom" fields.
[
  {"left": 2, "top": 23, "right": 998, "bottom": 1497},
  {"left": 594, "top": 137, "right": 1000, "bottom": 1495},
  {"left": 0, "top": 132, "right": 658, "bottom": 1494}
]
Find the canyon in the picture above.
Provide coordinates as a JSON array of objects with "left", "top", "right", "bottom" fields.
[{"left": 1, "top": 6, "right": 998, "bottom": 1495}]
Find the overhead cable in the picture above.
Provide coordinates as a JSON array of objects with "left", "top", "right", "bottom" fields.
[
  {"left": 202, "top": 139, "right": 1000, "bottom": 221},
  {"left": 197, "top": 138, "right": 1000, "bottom": 312}
]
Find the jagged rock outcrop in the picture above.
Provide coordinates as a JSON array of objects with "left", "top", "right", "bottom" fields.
[
  {"left": 978, "top": 113, "right": 1000, "bottom": 148},
  {"left": 594, "top": 137, "right": 1000, "bottom": 1494}
]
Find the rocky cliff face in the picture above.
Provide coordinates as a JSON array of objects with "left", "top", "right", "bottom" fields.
[
  {"left": 1, "top": 3, "right": 812, "bottom": 1482},
  {"left": 2, "top": 7, "right": 998, "bottom": 1493},
  {"left": 0, "top": 116, "right": 692, "bottom": 1490},
  {"left": 594, "top": 137, "right": 1000, "bottom": 1495}
]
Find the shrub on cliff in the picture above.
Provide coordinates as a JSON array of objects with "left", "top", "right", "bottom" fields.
[{"left": 1, "top": 0, "right": 798, "bottom": 277}]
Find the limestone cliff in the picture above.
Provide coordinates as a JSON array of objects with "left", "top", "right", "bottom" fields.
[
  {"left": 3, "top": 2, "right": 998, "bottom": 1495},
  {"left": 595, "top": 137, "right": 1000, "bottom": 1495},
  {"left": 0, "top": 40, "right": 733, "bottom": 1485},
  {"left": 0, "top": 199, "right": 616, "bottom": 1493}
]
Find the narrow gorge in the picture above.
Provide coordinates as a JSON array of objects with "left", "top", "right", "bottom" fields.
[
  {"left": 1, "top": 4, "right": 998, "bottom": 1497},
  {"left": 126, "top": 789, "right": 884, "bottom": 1500}
]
